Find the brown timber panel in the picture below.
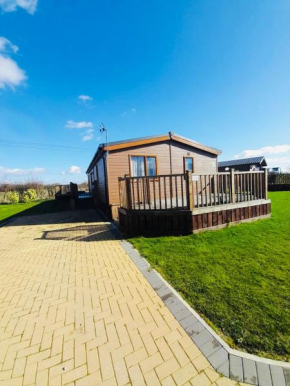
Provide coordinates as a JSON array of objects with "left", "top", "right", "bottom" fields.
[
  {"left": 191, "top": 203, "right": 271, "bottom": 232},
  {"left": 108, "top": 142, "right": 171, "bottom": 204},
  {"left": 108, "top": 140, "right": 218, "bottom": 205},
  {"left": 119, "top": 201, "right": 271, "bottom": 236},
  {"left": 119, "top": 209, "right": 193, "bottom": 236},
  {"left": 171, "top": 141, "right": 218, "bottom": 175}
]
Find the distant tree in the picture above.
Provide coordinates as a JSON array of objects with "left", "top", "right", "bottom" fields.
[
  {"left": 22, "top": 189, "right": 37, "bottom": 203},
  {"left": 6, "top": 191, "right": 19, "bottom": 204}
]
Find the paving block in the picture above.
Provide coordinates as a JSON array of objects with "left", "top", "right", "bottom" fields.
[
  {"left": 160, "top": 292, "right": 175, "bottom": 302},
  {"left": 217, "top": 360, "right": 230, "bottom": 378},
  {"left": 163, "top": 294, "right": 178, "bottom": 307},
  {"left": 270, "top": 365, "right": 286, "bottom": 386},
  {"left": 136, "top": 260, "right": 150, "bottom": 272},
  {"left": 167, "top": 299, "right": 186, "bottom": 315},
  {"left": 173, "top": 308, "right": 192, "bottom": 322},
  {"left": 4, "top": 211, "right": 290, "bottom": 386},
  {"left": 207, "top": 347, "right": 229, "bottom": 370},
  {"left": 192, "top": 329, "right": 213, "bottom": 348},
  {"left": 179, "top": 315, "right": 198, "bottom": 329},
  {"left": 146, "top": 274, "right": 163, "bottom": 288},
  {"left": 142, "top": 270, "right": 156, "bottom": 281},
  {"left": 229, "top": 355, "right": 243, "bottom": 383},
  {"left": 243, "top": 358, "right": 258, "bottom": 385},
  {"left": 256, "top": 362, "right": 272, "bottom": 386},
  {"left": 151, "top": 279, "right": 164, "bottom": 291},
  {"left": 199, "top": 338, "right": 222, "bottom": 358},
  {"left": 185, "top": 321, "right": 205, "bottom": 337},
  {"left": 156, "top": 284, "right": 172, "bottom": 298},
  {"left": 283, "top": 368, "right": 290, "bottom": 386}
]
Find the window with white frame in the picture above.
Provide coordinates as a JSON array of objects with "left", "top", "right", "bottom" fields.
[{"left": 130, "top": 155, "right": 157, "bottom": 177}]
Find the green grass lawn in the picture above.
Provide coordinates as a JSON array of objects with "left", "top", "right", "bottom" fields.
[
  {"left": 0, "top": 199, "right": 66, "bottom": 224},
  {"left": 130, "top": 192, "right": 290, "bottom": 361}
]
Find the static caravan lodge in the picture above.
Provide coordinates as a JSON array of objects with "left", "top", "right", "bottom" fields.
[{"left": 86, "top": 132, "right": 221, "bottom": 220}]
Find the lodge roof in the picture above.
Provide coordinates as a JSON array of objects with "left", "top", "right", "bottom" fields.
[{"left": 218, "top": 156, "right": 267, "bottom": 168}]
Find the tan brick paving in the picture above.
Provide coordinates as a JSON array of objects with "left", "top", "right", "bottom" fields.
[{"left": 0, "top": 210, "right": 246, "bottom": 386}]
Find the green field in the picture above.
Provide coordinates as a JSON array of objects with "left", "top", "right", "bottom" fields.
[
  {"left": 0, "top": 200, "right": 65, "bottom": 224},
  {"left": 130, "top": 192, "right": 290, "bottom": 361}
]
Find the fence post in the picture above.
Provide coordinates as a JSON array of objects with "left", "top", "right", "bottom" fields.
[
  {"left": 125, "top": 177, "right": 132, "bottom": 210},
  {"left": 230, "top": 169, "right": 236, "bottom": 204},
  {"left": 118, "top": 178, "right": 122, "bottom": 207},
  {"left": 264, "top": 169, "right": 268, "bottom": 200},
  {"left": 186, "top": 171, "right": 194, "bottom": 210}
]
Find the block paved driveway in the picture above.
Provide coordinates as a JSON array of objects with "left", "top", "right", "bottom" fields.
[{"left": 0, "top": 210, "right": 246, "bottom": 386}]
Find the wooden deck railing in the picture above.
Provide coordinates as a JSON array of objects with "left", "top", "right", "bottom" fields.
[
  {"left": 193, "top": 170, "right": 267, "bottom": 208},
  {"left": 119, "top": 170, "right": 268, "bottom": 211},
  {"left": 57, "top": 185, "right": 71, "bottom": 195},
  {"left": 56, "top": 183, "right": 79, "bottom": 198},
  {"left": 119, "top": 173, "right": 190, "bottom": 210}
]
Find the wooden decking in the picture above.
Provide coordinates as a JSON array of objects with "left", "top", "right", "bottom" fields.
[
  {"left": 118, "top": 170, "right": 270, "bottom": 235},
  {"left": 123, "top": 194, "right": 262, "bottom": 211}
]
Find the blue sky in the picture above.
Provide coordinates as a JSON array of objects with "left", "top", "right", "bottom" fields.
[{"left": 1, "top": 0, "right": 290, "bottom": 183}]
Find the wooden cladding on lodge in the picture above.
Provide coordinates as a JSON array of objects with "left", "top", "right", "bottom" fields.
[{"left": 108, "top": 141, "right": 218, "bottom": 205}]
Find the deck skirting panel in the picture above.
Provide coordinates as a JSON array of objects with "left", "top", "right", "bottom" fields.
[
  {"left": 118, "top": 208, "right": 193, "bottom": 236},
  {"left": 119, "top": 201, "right": 271, "bottom": 236},
  {"left": 192, "top": 202, "right": 271, "bottom": 232}
]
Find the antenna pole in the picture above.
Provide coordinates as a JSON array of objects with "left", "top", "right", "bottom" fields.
[{"left": 100, "top": 122, "right": 108, "bottom": 154}]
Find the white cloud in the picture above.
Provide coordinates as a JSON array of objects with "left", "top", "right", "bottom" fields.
[
  {"left": 0, "top": 37, "right": 26, "bottom": 90},
  {"left": 0, "top": 166, "right": 45, "bottom": 175},
  {"left": 82, "top": 128, "right": 94, "bottom": 142},
  {"left": 235, "top": 144, "right": 290, "bottom": 159},
  {"left": 82, "top": 135, "right": 93, "bottom": 142},
  {"left": 78, "top": 95, "right": 93, "bottom": 102},
  {"left": 0, "top": 56, "right": 26, "bottom": 89},
  {"left": 78, "top": 95, "right": 95, "bottom": 109},
  {"left": 68, "top": 166, "right": 81, "bottom": 174},
  {"left": 235, "top": 144, "right": 290, "bottom": 172},
  {"left": 120, "top": 108, "right": 137, "bottom": 117},
  {"left": 0, "top": 37, "right": 19, "bottom": 53},
  {"left": 61, "top": 166, "right": 82, "bottom": 175},
  {"left": 65, "top": 120, "right": 93, "bottom": 129},
  {"left": 266, "top": 157, "right": 290, "bottom": 172},
  {"left": 0, "top": 0, "right": 38, "bottom": 14}
]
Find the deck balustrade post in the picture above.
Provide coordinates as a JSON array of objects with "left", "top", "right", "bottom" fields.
[
  {"left": 264, "top": 169, "right": 268, "bottom": 199},
  {"left": 230, "top": 169, "right": 236, "bottom": 204},
  {"left": 125, "top": 177, "right": 132, "bottom": 210},
  {"left": 186, "top": 171, "right": 194, "bottom": 210},
  {"left": 118, "top": 178, "right": 122, "bottom": 207}
]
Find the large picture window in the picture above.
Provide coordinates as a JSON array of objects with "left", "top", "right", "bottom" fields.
[{"left": 130, "top": 155, "right": 157, "bottom": 177}]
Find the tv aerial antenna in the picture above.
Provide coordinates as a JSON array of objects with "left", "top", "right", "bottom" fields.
[{"left": 100, "top": 123, "right": 108, "bottom": 152}]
